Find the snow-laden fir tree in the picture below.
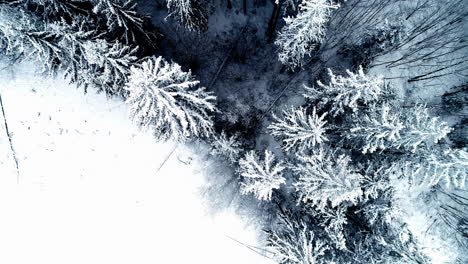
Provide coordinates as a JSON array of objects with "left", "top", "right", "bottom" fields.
[
  {"left": 6, "top": 0, "right": 86, "bottom": 21},
  {"left": 399, "top": 105, "right": 453, "bottom": 152},
  {"left": 81, "top": 39, "right": 137, "bottom": 95},
  {"left": 45, "top": 18, "right": 137, "bottom": 95},
  {"left": 165, "top": 0, "right": 208, "bottom": 32},
  {"left": 269, "top": 106, "right": 328, "bottom": 152},
  {"left": 125, "top": 56, "right": 216, "bottom": 141},
  {"left": 395, "top": 147, "right": 467, "bottom": 189},
  {"left": 0, "top": 6, "right": 137, "bottom": 96},
  {"left": 292, "top": 147, "right": 363, "bottom": 209},
  {"left": 349, "top": 104, "right": 452, "bottom": 153},
  {"left": 305, "top": 66, "right": 385, "bottom": 116},
  {"left": 424, "top": 148, "right": 467, "bottom": 189},
  {"left": 275, "top": 0, "right": 339, "bottom": 68},
  {"left": 238, "top": 150, "right": 286, "bottom": 201},
  {"left": 267, "top": 211, "right": 329, "bottom": 264},
  {"left": 0, "top": 5, "right": 62, "bottom": 72},
  {"left": 92, "top": 0, "right": 146, "bottom": 44},
  {"left": 210, "top": 131, "right": 243, "bottom": 163},
  {"left": 319, "top": 205, "right": 348, "bottom": 250},
  {"left": 348, "top": 104, "right": 403, "bottom": 154}
]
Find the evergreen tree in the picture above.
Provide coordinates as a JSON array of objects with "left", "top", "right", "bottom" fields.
[
  {"left": 80, "top": 39, "right": 137, "bottom": 95},
  {"left": 305, "top": 66, "right": 385, "bottom": 117},
  {"left": 275, "top": 0, "right": 339, "bottom": 68},
  {"left": 165, "top": 0, "right": 208, "bottom": 32},
  {"left": 92, "top": 0, "right": 152, "bottom": 45},
  {"left": 349, "top": 104, "right": 452, "bottom": 153},
  {"left": 0, "top": 5, "right": 138, "bottom": 96},
  {"left": 394, "top": 147, "right": 467, "bottom": 189},
  {"left": 9, "top": 0, "right": 91, "bottom": 20},
  {"left": 125, "top": 56, "right": 216, "bottom": 141},
  {"left": 319, "top": 205, "right": 348, "bottom": 250},
  {"left": 210, "top": 131, "right": 243, "bottom": 163},
  {"left": 0, "top": 5, "right": 62, "bottom": 72},
  {"left": 238, "top": 150, "right": 286, "bottom": 201},
  {"left": 292, "top": 147, "right": 363, "bottom": 209},
  {"left": 269, "top": 106, "right": 328, "bottom": 152},
  {"left": 267, "top": 212, "right": 329, "bottom": 264},
  {"left": 348, "top": 103, "right": 404, "bottom": 154}
]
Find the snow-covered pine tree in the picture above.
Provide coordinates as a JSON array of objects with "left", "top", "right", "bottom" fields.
[
  {"left": 395, "top": 147, "right": 467, "bottom": 189},
  {"left": 349, "top": 104, "right": 452, "bottom": 154},
  {"left": 348, "top": 104, "right": 404, "bottom": 154},
  {"left": 210, "top": 131, "right": 243, "bottom": 163},
  {"left": 354, "top": 198, "right": 429, "bottom": 264},
  {"left": 43, "top": 17, "right": 137, "bottom": 96},
  {"left": 0, "top": 5, "right": 137, "bottom": 96},
  {"left": 275, "top": 0, "right": 339, "bottom": 68},
  {"left": 400, "top": 105, "right": 453, "bottom": 152},
  {"left": 165, "top": 0, "right": 208, "bottom": 32},
  {"left": 424, "top": 148, "right": 467, "bottom": 189},
  {"left": 305, "top": 66, "right": 385, "bottom": 117},
  {"left": 292, "top": 147, "right": 363, "bottom": 209},
  {"left": 267, "top": 211, "right": 329, "bottom": 264},
  {"left": 80, "top": 39, "right": 137, "bottom": 95},
  {"left": 92, "top": 0, "right": 149, "bottom": 45},
  {"left": 269, "top": 106, "right": 328, "bottom": 152},
  {"left": 125, "top": 56, "right": 216, "bottom": 141},
  {"left": 319, "top": 204, "right": 348, "bottom": 250},
  {"left": 238, "top": 150, "right": 286, "bottom": 201},
  {"left": 0, "top": 5, "right": 62, "bottom": 73},
  {"left": 6, "top": 0, "right": 90, "bottom": 21}
]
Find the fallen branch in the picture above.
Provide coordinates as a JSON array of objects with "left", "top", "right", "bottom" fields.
[
  {"left": 0, "top": 91, "right": 19, "bottom": 182},
  {"left": 155, "top": 144, "right": 178, "bottom": 174}
]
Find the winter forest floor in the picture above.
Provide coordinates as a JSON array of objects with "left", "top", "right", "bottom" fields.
[{"left": 0, "top": 62, "right": 274, "bottom": 264}]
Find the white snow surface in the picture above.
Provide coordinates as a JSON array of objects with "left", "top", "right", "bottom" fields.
[{"left": 0, "top": 63, "right": 274, "bottom": 264}]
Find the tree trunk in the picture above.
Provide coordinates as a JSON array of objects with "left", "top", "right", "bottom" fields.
[
  {"left": 227, "top": 0, "right": 232, "bottom": 9},
  {"left": 266, "top": 0, "right": 282, "bottom": 43},
  {"left": 243, "top": 0, "right": 247, "bottom": 14}
]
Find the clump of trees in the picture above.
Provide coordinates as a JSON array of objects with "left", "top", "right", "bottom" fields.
[
  {"left": 1, "top": 0, "right": 466, "bottom": 263},
  {"left": 0, "top": 0, "right": 158, "bottom": 96},
  {"left": 254, "top": 67, "right": 467, "bottom": 263}
]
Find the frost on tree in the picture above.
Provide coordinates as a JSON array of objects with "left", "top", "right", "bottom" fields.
[
  {"left": 292, "top": 148, "right": 363, "bottom": 209},
  {"left": 349, "top": 104, "right": 452, "bottom": 153},
  {"left": 269, "top": 106, "right": 328, "bottom": 152},
  {"left": 238, "top": 150, "right": 286, "bottom": 201},
  {"left": 210, "top": 132, "right": 243, "bottom": 163},
  {"left": 267, "top": 212, "right": 329, "bottom": 264},
  {"left": 125, "top": 56, "right": 216, "bottom": 141},
  {"left": 275, "top": 0, "right": 339, "bottom": 68},
  {"left": 165, "top": 0, "right": 208, "bottom": 32},
  {"left": 305, "top": 66, "right": 385, "bottom": 117}
]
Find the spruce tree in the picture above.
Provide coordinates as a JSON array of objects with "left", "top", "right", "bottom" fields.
[{"left": 125, "top": 56, "right": 216, "bottom": 141}]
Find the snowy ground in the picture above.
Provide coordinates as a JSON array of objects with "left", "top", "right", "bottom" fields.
[{"left": 0, "top": 63, "right": 274, "bottom": 264}]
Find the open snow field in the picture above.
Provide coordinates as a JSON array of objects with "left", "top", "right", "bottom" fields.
[{"left": 0, "top": 63, "right": 273, "bottom": 264}]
